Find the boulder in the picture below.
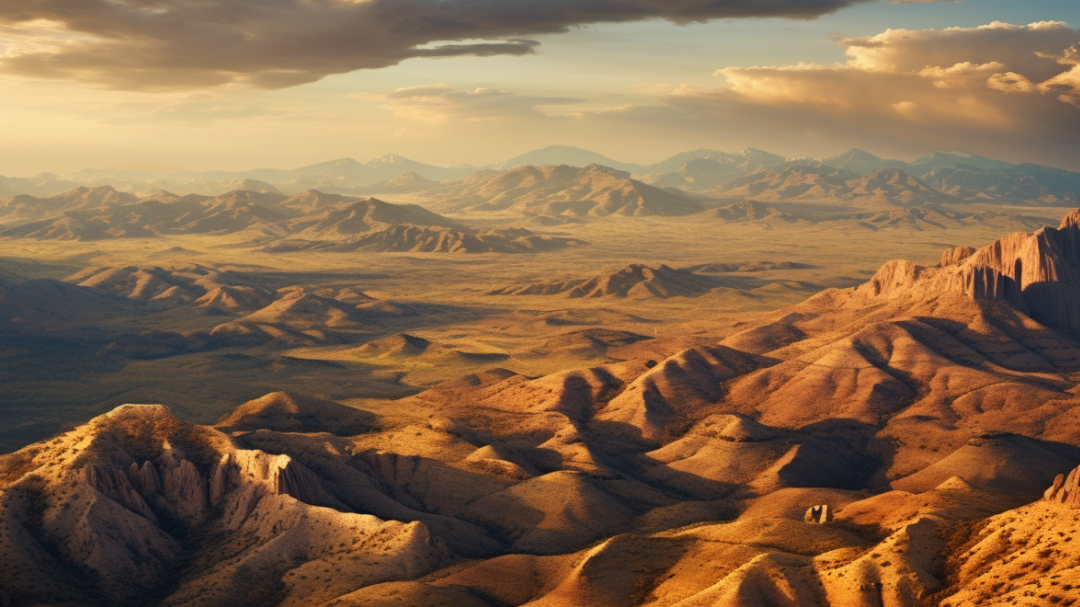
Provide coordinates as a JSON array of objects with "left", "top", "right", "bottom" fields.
[{"left": 805, "top": 504, "right": 833, "bottom": 524}]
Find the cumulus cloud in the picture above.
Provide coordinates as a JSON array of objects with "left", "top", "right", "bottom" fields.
[
  {"left": 351, "top": 84, "right": 578, "bottom": 124},
  {"left": 987, "top": 71, "right": 1038, "bottom": 94},
  {"left": 0, "top": 0, "right": 882, "bottom": 90},
  {"left": 1039, "top": 46, "right": 1080, "bottom": 106},
  {"left": 655, "top": 22, "right": 1080, "bottom": 148},
  {"left": 840, "top": 21, "right": 1078, "bottom": 78},
  {"left": 519, "top": 21, "right": 1073, "bottom": 168},
  {"left": 341, "top": 22, "right": 1080, "bottom": 167}
]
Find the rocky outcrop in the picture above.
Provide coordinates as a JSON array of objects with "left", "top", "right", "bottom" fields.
[
  {"left": 80, "top": 463, "right": 161, "bottom": 523},
  {"left": 1043, "top": 465, "right": 1080, "bottom": 507},
  {"left": 939, "top": 245, "right": 976, "bottom": 267},
  {"left": 805, "top": 504, "right": 833, "bottom": 523},
  {"left": 862, "top": 258, "right": 1029, "bottom": 312},
  {"left": 965, "top": 213, "right": 1080, "bottom": 329},
  {"left": 857, "top": 210, "right": 1080, "bottom": 331},
  {"left": 208, "top": 450, "right": 349, "bottom": 529},
  {"left": 83, "top": 456, "right": 211, "bottom": 524},
  {"left": 81, "top": 409, "right": 352, "bottom": 532},
  {"left": 0, "top": 404, "right": 447, "bottom": 607}
]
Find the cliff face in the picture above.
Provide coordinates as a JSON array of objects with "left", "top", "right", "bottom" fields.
[{"left": 858, "top": 210, "right": 1080, "bottom": 331}]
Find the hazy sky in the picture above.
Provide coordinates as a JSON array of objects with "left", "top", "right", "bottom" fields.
[{"left": 1, "top": 0, "right": 1078, "bottom": 174}]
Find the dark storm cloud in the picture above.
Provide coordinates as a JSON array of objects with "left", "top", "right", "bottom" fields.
[{"left": 0, "top": 0, "right": 871, "bottom": 89}]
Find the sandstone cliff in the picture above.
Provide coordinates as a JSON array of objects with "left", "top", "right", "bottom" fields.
[{"left": 856, "top": 211, "right": 1080, "bottom": 331}]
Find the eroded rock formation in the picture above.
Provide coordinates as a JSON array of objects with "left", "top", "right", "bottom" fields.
[
  {"left": 1043, "top": 464, "right": 1080, "bottom": 506},
  {"left": 0, "top": 404, "right": 446, "bottom": 607},
  {"left": 861, "top": 211, "right": 1080, "bottom": 331},
  {"left": 804, "top": 504, "right": 833, "bottom": 523}
]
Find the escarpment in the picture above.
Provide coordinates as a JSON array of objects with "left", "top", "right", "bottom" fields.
[{"left": 859, "top": 211, "right": 1080, "bottom": 331}]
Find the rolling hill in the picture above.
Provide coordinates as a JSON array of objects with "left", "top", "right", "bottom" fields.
[
  {"left": 642, "top": 147, "right": 788, "bottom": 190},
  {"left": 287, "top": 198, "right": 462, "bottom": 238},
  {"left": 0, "top": 189, "right": 291, "bottom": 240},
  {"left": 60, "top": 154, "right": 477, "bottom": 196},
  {"left": 489, "top": 264, "right": 723, "bottom": 298},
  {"left": 635, "top": 148, "right": 1080, "bottom": 206},
  {"left": 66, "top": 264, "right": 274, "bottom": 311},
  {"left": 0, "top": 187, "right": 582, "bottom": 253},
  {"left": 701, "top": 161, "right": 859, "bottom": 201},
  {"left": 845, "top": 167, "right": 960, "bottom": 206},
  {"left": 0, "top": 185, "right": 136, "bottom": 225},
  {"left": 922, "top": 163, "right": 1080, "bottom": 206},
  {"left": 494, "top": 145, "right": 642, "bottom": 173},
  {"left": 821, "top": 148, "right": 911, "bottom": 176},
  {"left": 422, "top": 164, "right": 704, "bottom": 218},
  {"left": 267, "top": 225, "right": 584, "bottom": 254},
  {"left": 0, "top": 172, "right": 80, "bottom": 197},
  {"left": 359, "top": 171, "right": 444, "bottom": 195},
  {"left": 703, "top": 162, "right": 963, "bottom": 207}
]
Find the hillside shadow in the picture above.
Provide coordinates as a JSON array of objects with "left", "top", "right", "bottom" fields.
[
  {"left": 916, "top": 311, "right": 1080, "bottom": 374},
  {"left": 781, "top": 419, "right": 894, "bottom": 491}
]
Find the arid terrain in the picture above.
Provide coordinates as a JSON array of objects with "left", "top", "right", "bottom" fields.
[{"left": 3, "top": 147, "right": 1080, "bottom": 606}]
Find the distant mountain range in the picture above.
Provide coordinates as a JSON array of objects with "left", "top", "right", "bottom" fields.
[
  {"left": 1, "top": 146, "right": 1078, "bottom": 207},
  {"left": 701, "top": 163, "right": 960, "bottom": 206},
  {"left": 0, "top": 186, "right": 583, "bottom": 252},
  {"left": 422, "top": 164, "right": 704, "bottom": 218}
]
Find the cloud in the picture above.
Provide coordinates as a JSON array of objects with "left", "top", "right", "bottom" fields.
[
  {"left": 0, "top": 0, "right": 886, "bottom": 89},
  {"left": 535, "top": 21, "right": 1077, "bottom": 169},
  {"left": 654, "top": 22, "right": 1080, "bottom": 148},
  {"left": 987, "top": 71, "right": 1038, "bottom": 94},
  {"left": 341, "top": 21, "right": 1080, "bottom": 168},
  {"left": 1039, "top": 46, "right": 1080, "bottom": 106},
  {"left": 839, "top": 21, "right": 1078, "bottom": 79},
  {"left": 351, "top": 83, "right": 578, "bottom": 124}
]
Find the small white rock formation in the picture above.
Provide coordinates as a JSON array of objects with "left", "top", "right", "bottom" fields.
[{"left": 805, "top": 504, "right": 833, "bottom": 523}]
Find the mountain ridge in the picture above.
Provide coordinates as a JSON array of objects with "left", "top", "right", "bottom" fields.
[
  {"left": 421, "top": 163, "right": 704, "bottom": 217},
  {"left": 4, "top": 147, "right": 1079, "bottom": 206}
]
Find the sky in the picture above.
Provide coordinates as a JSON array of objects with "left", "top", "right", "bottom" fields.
[{"left": 0, "top": 0, "right": 1078, "bottom": 175}]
